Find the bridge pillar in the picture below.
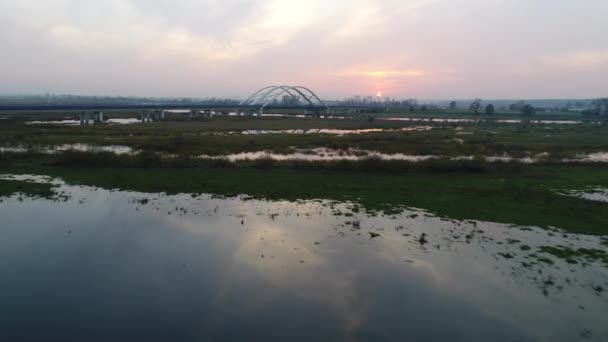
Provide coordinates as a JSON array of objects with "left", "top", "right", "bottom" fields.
[
  {"left": 94, "top": 111, "right": 104, "bottom": 123},
  {"left": 140, "top": 111, "right": 153, "bottom": 123},
  {"left": 160, "top": 110, "right": 166, "bottom": 120}
]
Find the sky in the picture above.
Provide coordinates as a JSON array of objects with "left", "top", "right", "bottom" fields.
[{"left": 1, "top": 0, "right": 607, "bottom": 100}]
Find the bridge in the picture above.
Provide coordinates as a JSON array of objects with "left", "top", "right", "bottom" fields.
[
  {"left": 0, "top": 86, "right": 386, "bottom": 125},
  {"left": 239, "top": 86, "right": 329, "bottom": 114}
]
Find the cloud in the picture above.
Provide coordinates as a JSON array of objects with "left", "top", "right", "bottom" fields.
[
  {"left": 0, "top": 0, "right": 607, "bottom": 98},
  {"left": 541, "top": 49, "right": 608, "bottom": 71},
  {"left": 349, "top": 70, "right": 426, "bottom": 78},
  {"left": 326, "top": 2, "right": 388, "bottom": 42}
]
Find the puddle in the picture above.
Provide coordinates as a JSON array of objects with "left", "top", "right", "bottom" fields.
[
  {"left": 0, "top": 144, "right": 136, "bottom": 155},
  {"left": 384, "top": 117, "right": 478, "bottom": 123},
  {"left": 107, "top": 118, "right": 140, "bottom": 124},
  {"left": 383, "top": 118, "right": 587, "bottom": 125},
  {"left": 26, "top": 120, "right": 82, "bottom": 126},
  {"left": 578, "top": 152, "right": 608, "bottom": 163},
  {"left": 197, "top": 148, "right": 436, "bottom": 162},
  {"left": 197, "top": 149, "right": 552, "bottom": 163},
  {"left": 2, "top": 144, "right": 607, "bottom": 165},
  {"left": 0, "top": 174, "right": 607, "bottom": 341},
  {"left": 496, "top": 119, "right": 584, "bottom": 124},
  {"left": 26, "top": 118, "right": 140, "bottom": 125},
  {"left": 0, "top": 174, "right": 66, "bottom": 186},
  {"left": 234, "top": 126, "right": 433, "bottom": 136},
  {"left": 0, "top": 146, "right": 29, "bottom": 153},
  {"left": 562, "top": 188, "right": 608, "bottom": 204},
  {"left": 26, "top": 118, "right": 141, "bottom": 126}
]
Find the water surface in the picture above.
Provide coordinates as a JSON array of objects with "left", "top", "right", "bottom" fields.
[{"left": 0, "top": 175, "right": 607, "bottom": 341}]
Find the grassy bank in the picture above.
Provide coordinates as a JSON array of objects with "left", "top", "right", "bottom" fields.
[{"left": 2, "top": 158, "right": 608, "bottom": 235}]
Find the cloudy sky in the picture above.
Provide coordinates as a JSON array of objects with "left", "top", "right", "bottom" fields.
[{"left": 1, "top": 0, "right": 607, "bottom": 99}]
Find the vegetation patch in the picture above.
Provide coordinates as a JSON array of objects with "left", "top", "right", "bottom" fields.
[
  {"left": 0, "top": 179, "right": 56, "bottom": 199},
  {"left": 2, "top": 159, "right": 608, "bottom": 234},
  {"left": 540, "top": 246, "right": 608, "bottom": 266}
]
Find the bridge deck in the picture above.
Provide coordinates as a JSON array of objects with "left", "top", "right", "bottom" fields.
[{"left": 0, "top": 104, "right": 385, "bottom": 112}]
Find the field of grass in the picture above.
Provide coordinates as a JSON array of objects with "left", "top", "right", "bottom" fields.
[
  {"left": 1, "top": 117, "right": 608, "bottom": 158},
  {"left": 1, "top": 115, "right": 607, "bottom": 234},
  {"left": 2, "top": 158, "right": 608, "bottom": 235},
  {"left": 0, "top": 179, "right": 56, "bottom": 199}
]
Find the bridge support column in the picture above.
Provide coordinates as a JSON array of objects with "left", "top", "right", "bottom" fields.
[
  {"left": 140, "top": 111, "right": 153, "bottom": 123},
  {"left": 94, "top": 111, "right": 104, "bottom": 123}
]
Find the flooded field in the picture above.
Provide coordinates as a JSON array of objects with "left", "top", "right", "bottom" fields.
[
  {"left": 196, "top": 149, "right": 606, "bottom": 164},
  {"left": 234, "top": 126, "right": 433, "bottom": 135},
  {"left": 562, "top": 188, "right": 608, "bottom": 204},
  {"left": 1, "top": 174, "right": 607, "bottom": 341},
  {"left": 382, "top": 117, "right": 591, "bottom": 125},
  {"left": 26, "top": 118, "right": 141, "bottom": 125},
  {"left": 23, "top": 117, "right": 595, "bottom": 127},
  {"left": 3, "top": 143, "right": 608, "bottom": 164},
  {"left": 0, "top": 144, "right": 136, "bottom": 155}
]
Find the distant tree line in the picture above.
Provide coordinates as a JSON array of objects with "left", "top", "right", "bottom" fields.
[
  {"left": 335, "top": 96, "right": 595, "bottom": 117},
  {"left": 464, "top": 98, "right": 536, "bottom": 116},
  {"left": 335, "top": 97, "right": 441, "bottom": 112},
  {"left": 583, "top": 98, "right": 608, "bottom": 116}
]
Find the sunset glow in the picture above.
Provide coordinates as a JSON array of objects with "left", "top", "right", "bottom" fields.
[{"left": 364, "top": 71, "right": 425, "bottom": 78}]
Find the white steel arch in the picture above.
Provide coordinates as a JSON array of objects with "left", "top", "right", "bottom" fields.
[{"left": 240, "top": 86, "right": 328, "bottom": 109}]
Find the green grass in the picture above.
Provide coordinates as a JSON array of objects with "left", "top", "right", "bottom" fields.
[
  {"left": 0, "top": 179, "right": 56, "bottom": 199},
  {"left": 539, "top": 246, "right": 608, "bottom": 265},
  {"left": 2, "top": 161, "right": 608, "bottom": 235},
  {"left": 2, "top": 116, "right": 608, "bottom": 234}
]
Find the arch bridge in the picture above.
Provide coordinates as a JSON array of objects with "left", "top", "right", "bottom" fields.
[{"left": 239, "top": 86, "right": 329, "bottom": 114}]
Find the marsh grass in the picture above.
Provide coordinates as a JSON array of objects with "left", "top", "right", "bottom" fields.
[
  {"left": 0, "top": 179, "right": 56, "bottom": 199},
  {"left": 2, "top": 118, "right": 608, "bottom": 158},
  {"left": 3, "top": 156, "right": 608, "bottom": 234}
]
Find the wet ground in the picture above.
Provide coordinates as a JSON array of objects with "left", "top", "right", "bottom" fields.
[
  {"left": 382, "top": 117, "right": 592, "bottom": 125},
  {"left": 1, "top": 174, "right": 607, "bottom": 341},
  {"left": 2, "top": 143, "right": 607, "bottom": 163},
  {"left": 0, "top": 143, "right": 136, "bottom": 155},
  {"left": 21, "top": 115, "right": 602, "bottom": 127}
]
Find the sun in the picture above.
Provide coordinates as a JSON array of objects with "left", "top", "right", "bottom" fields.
[{"left": 376, "top": 91, "right": 383, "bottom": 98}]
